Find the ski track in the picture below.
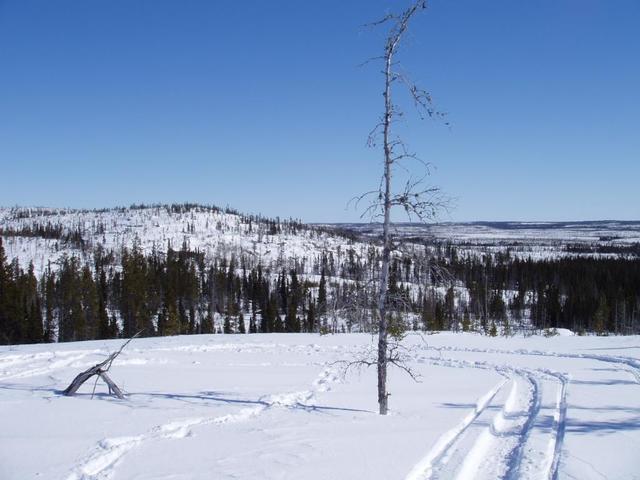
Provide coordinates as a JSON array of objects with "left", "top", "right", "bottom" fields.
[
  {"left": 502, "top": 372, "right": 541, "bottom": 480},
  {"left": 401, "top": 341, "right": 639, "bottom": 480},
  {"left": 539, "top": 369, "right": 569, "bottom": 480},
  {"left": 406, "top": 352, "right": 567, "bottom": 480},
  {"left": 0, "top": 349, "right": 103, "bottom": 381},
  {"left": 65, "top": 365, "right": 341, "bottom": 480},
  {"left": 404, "top": 376, "right": 508, "bottom": 480},
  {"left": 420, "top": 343, "right": 640, "bottom": 385}
]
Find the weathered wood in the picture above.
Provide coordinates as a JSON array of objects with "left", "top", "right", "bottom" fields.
[
  {"left": 62, "top": 355, "right": 114, "bottom": 396},
  {"left": 362, "top": 1, "right": 443, "bottom": 415},
  {"left": 62, "top": 331, "right": 141, "bottom": 399},
  {"left": 99, "top": 372, "right": 124, "bottom": 399}
]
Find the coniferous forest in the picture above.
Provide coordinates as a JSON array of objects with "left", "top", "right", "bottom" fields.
[{"left": 1, "top": 205, "right": 639, "bottom": 345}]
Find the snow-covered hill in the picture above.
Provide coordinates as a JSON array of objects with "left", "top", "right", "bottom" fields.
[
  {"left": 0, "top": 205, "right": 361, "bottom": 277},
  {"left": 1, "top": 332, "right": 639, "bottom": 479},
  {"left": 2, "top": 205, "right": 638, "bottom": 341},
  {"left": 3, "top": 206, "right": 638, "bottom": 277}
]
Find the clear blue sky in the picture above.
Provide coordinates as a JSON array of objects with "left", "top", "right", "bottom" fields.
[{"left": 1, "top": 0, "right": 638, "bottom": 222}]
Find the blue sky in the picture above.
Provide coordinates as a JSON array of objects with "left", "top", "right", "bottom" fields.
[{"left": 1, "top": 0, "right": 638, "bottom": 222}]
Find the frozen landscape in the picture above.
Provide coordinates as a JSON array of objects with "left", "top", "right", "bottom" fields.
[
  {"left": 3, "top": 207, "right": 638, "bottom": 281},
  {"left": 1, "top": 205, "right": 639, "bottom": 478},
  {"left": 2, "top": 332, "right": 639, "bottom": 480},
  {"left": 1, "top": 1, "right": 638, "bottom": 478},
  {"left": 328, "top": 221, "right": 640, "bottom": 261}
]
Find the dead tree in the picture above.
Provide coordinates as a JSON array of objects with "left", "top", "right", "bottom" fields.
[
  {"left": 63, "top": 331, "right": 142, "bottom": 399},
  {"left": 356, "top": 1, "right": 449, "bottom": 415}
]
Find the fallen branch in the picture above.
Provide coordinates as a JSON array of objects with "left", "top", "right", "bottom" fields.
[{"left": 63, "top": 331, "right": 142, "bottom": 399}]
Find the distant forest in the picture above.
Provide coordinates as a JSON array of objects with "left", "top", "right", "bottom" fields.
[{"left": 1, "top": 227, "right": 639, "bottom": 344}]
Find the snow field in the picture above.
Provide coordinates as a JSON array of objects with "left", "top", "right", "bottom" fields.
[{"left": 1, "top": 333, "right": 639, "bottom": 480}]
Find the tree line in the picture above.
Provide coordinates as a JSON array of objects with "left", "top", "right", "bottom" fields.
[{"left": 1, "top": 235, "right": 639, "bottom": 345}]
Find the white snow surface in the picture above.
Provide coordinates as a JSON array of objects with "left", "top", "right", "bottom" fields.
[
  {"left": 4, "top": 207, "right": 638, "bottom": 279},
  {"left": 328, "top": 221, "right": 640, "bottom": 261},
  {"left": 2, "top": 332, "right": 639, "bottom": 480},
  {"left": 338, "top": 221, "right": 640, "bottom": 245},
  {"left": 0, "top": 206, "right": 359, "bottom": 277}
]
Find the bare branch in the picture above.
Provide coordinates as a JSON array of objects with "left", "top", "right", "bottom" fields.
[
  {"left": 358, "top": 55, "right": 387, "bottom": 68},
  {"left": 366, "top": 121, "right": 385, "bottom": 148},
  {"left": 388, "top": 342, "right": 422, "bottom": 381},
  {"left": 361, "top": 12, "right": 399, "bottom": 29},
  {"left": 105, "top": 329, "right": 144, "bottom": 372},
  {"left": 332, "top": 340, "right": 421, "bottom": 383}
]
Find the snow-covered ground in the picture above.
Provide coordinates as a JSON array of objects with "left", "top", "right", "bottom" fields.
[
  {"left": 4, "top": 207, "right": 638, "bottom": 280},
  {"left": 0, "top": 206, "right": 358, "bottom": 277},
  {"left": 337, "top": 221, "right": 640, "bottom": 245},
  {"left": 330, "top": 221, "right": 640, "bottom": 261},
  {"left": 1, "top": 333, "right": 639, "bottom": 480}
]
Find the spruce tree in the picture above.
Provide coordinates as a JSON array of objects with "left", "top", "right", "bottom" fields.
[
  {"left": 285, "top": 301, "right": 299, "bottom": 333},
  {"left": 593, "top": 295, "right": 609, "bottom": 336},
  {"left": 317, "top": 268, "right": 327, "bottom": 316},
  {"left": 434, "top": 301, "right": 445, "bottom": 331},
  {"left": 80, "top": 265, "right": 99, "bottom": 340},
  {"left": 43, "top": 266, "right": 55, "bottom": 342},
  {"left": 0, "top": 242, "right": 28, "bottom": 344},
  {"left": 201, "top": 311, "right": 214, "bottom": 334},
  {"left": 25, "top": 296, "right": 43, "bottom": 344},
  {"left": 462, "top": 308, "right": 471, "bottom": 332},
  {"left": 164, "top": 300, "right": 180, "bottom": 336},
  {"left": 489, "top": 320, "right": 498, "bottom": 337},
  {"left": 23, "top": 263, "right": 43, "bottom": 343},
  {"left": 306, "top": 299, "right": 316, "bottom": 333},
  {"left": 238, "top": 312, "right": 246, "bottom": 334},
  {"left": 249, "top": 309, "right": 257, "bottom": 334}
]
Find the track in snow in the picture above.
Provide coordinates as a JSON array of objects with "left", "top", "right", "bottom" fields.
[
  {"left": 540, "top": 370, "right": 569, "bottom": 480},
  {"left": 422, "top": 343, "right": 640, "bottom": 385},
  {"left": 65, "top": 366, "right": 341, "bottom": 480},
  {"left": 405, "top": 352, "right": 566, "bottom": 480},
  {"left": 404, "top": 377, "right": 508, "bottom": 480},
  {"left": 0, "top": 349, "right": 103, "bottom": 381}
]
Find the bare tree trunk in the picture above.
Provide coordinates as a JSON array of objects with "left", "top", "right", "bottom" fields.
[
  {"left": 377, "top": 34, "right": 396, "bottom": 415},
  {"left": 375, "top": 0, "right": 429, "bottom": 416},
  {"left": 357, "top": 0, "right": 445, "bottom": 414}
]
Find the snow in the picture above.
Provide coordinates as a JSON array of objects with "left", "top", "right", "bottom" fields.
[
  {"left": 3, "top": 207, "right": 638, "bottom": 280},
  {"left": 0, "top": 206, "right": 361, "bottom": 278},
  {"left": 337, "top": 221, "right": 640, "bottom": 246},
  {"left": 1, "top": 333, "right": 639, "bottom": 479},
  {"left": 329, "top": 220, "right": 640, "bottom": 261}
]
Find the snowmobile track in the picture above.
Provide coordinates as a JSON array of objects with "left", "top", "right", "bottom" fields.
[
  {"left": 404, "top": 377, "right": 508, "bottom": 480},
  {"left": 422, "top": 343, "right": 640, "bottom": 385},
  {"left": 406, "top": 353, "right": 567, "bottom": 480}
]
